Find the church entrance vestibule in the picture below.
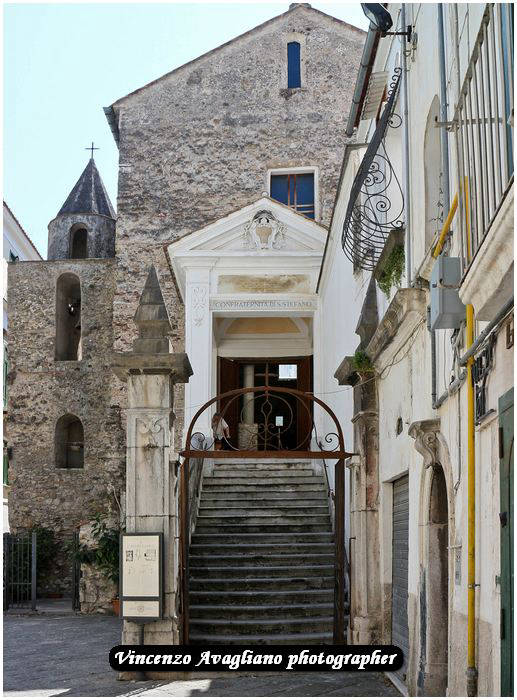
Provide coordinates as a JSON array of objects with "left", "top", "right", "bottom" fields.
[{"left": 218, "top": 356, "right": 312, "bottom": 450}]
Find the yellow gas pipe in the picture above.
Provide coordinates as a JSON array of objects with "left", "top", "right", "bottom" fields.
[
  {"left": 464, "top": 180, "right": 477, "bottom": 696},
  {"left": 433, "top": 179, "right": 477, "bottom": 694}
]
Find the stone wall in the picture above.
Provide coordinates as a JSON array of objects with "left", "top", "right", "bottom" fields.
[
  {"left": 47, "top": 213, "right": 116, "bottom": 261},
  {"left": 109, "top": 4, "right": 364, "bottom": 443},
  {"left": 6, "top": 259, "right": 126, "bottom": 594},
  {"left": 78, "top": 520, "right": 118, "bottom": 615}
]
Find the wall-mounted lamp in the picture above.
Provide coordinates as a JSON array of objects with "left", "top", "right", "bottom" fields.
[{"left": 361, "top": 4, "right": 412, "bottom": 42}]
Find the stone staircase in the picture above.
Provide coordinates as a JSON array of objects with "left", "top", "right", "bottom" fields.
[{"left": 188, "top": 459, "right": 336, "bottom": 644}]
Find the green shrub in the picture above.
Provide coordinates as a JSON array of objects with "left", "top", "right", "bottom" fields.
[{"left": 378, "top": 244, "right": 405, "bottom": 297}]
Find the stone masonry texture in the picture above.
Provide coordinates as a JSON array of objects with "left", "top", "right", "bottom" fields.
[
  {"left": 6, "top": 259, "right": 125, "bottom": 594},
  {"left": 6, "top": 4, "right": 364, "bottom": 598},
  {"left": 109, "top": 4, "right": 364, "bottom": 446}
]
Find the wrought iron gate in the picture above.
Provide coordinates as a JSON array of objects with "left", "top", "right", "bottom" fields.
[
  {"left": 178, "top": 385, "right": 354, "bottom": 644},
  {"left": 3, "top": 531, "right": 37, "bottom": 611}
]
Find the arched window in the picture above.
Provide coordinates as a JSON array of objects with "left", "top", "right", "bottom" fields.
[
  {"left": 287, "top": 42, "right": 301, "bottom": 88},
  {"left": 55, "top": 414, "right": 84, "bottom": 469},
  {"left": 55, "top": 273, "right": 82, "bottom": 361},
  {"left": 424, "top": 96, "right": 442, "bottom": 249},
  {"left": 70, "top": 226, "right": 88, "bottom": 259}
]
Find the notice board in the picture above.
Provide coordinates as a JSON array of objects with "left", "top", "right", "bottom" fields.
[{"left": 120, "top": 532, "right": 163, "bottom": 620}]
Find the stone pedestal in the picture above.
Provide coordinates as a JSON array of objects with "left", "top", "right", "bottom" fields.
[{"left": 112, "top": 267, "right": 192, "bottom": 655}]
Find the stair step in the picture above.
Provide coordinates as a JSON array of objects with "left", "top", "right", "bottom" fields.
[
  {"left": 189, "top": 603, "right": 333, "bottom": 619},
  {"left": 196, "top": 514, "right": 329, "bottom": 525},
  {"left": 198, "top": 506, "right": 329, "bottom": 517},
  {"left": 189, "top": 589, "right": 334, "bottom": 605},
  {"left": 189, "top": 631, "right": 333, "bottom": 645},
  {"left": 202, "top": 485, "right": 326, "bottom": 496},
  {"left": 191, "top": 532, "right": 334, "bottom": 545},
  {"left": 195, "top": 523, "right": 332, "bottom": 534},
  {"left": 190, "top": 543, "right": 334, "bottom": 555},
  {"left": 201, "top": 491, "right": 327, "bottom": 502},
  {"left": 200, "top": 498, "right": 327, "bottom": 509},
  {"left": 190, "top": 553, "right": 334, "bottom": 566},
  {"left": 203, "top": 476, "right": 324, "bottom": 487},
  {"left": 190, "top": 563, "right": 334, "bottom": 579},
  {"left": 189, "top": 617, "right": 334, "bottom": 635},
  {"left": 189, "top": 576, "right": 334, "bottom": 591},
  {"left": 212, "top": 469, "right": 314, "bottom": 478}
]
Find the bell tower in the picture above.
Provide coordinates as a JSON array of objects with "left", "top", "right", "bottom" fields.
[{"left": 47, "top": 157, "right": 116, "bottom": 260}]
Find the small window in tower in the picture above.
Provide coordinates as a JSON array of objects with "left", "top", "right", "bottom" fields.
[
  {"left": 270, "top": 172, "right": 315, "bottom": 219},
  {"left": 70, "top": 227, "right": 88, "bottom": 259},
  {"left": 287, "top": 41, "right": 301, "bottom": 88},
  {"left": 55, "top": 273, "right": 82, "bottom": 361},
  {"left": 55, "top": 414, "right": 84, "bottom": 468}
]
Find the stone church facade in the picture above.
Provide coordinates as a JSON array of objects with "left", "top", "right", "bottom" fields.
[{"left": 6, "top": 3, "right": 364, "bottom": 593}]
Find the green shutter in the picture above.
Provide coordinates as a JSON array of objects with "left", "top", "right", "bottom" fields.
[{"left": 499, "top": 388, "right": 513, "bottom": 697}]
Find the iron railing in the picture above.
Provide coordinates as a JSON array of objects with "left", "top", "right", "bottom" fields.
[
  {"left": 4, "top": 532, "right": 37, "bottom": 610},
  {"left": 342, "top": 68, "right": 404, "bottom": 270},
  {"left": 455, "top": 4, "right": 514, "bottom": 266},
  {"left": 179, "top": 386, "right": 354, "bottom": 645}
]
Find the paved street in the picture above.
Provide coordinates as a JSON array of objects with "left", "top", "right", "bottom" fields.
[{"left": 3, "top": 615, "right": 400, "bottom": 697}]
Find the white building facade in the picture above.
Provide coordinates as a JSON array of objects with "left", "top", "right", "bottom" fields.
[{"left": 317, "top": 3, "right": 513, "bottom": 697}]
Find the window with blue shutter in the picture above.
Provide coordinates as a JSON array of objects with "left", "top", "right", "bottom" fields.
[
  {"left": 287, "top": 42, "right": 301, "bottom": 88},
  {"left": 270, "top": 172, "right": 315, "bottom": 219}
]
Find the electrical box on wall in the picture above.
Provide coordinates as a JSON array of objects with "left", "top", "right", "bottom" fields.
[{"left": 430, "top": 256, "right": 466, "bottom": 330}]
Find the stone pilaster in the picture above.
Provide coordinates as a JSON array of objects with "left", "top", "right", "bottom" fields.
[{"left": 113, "top": 266, "right": 192, "bottom": 650}]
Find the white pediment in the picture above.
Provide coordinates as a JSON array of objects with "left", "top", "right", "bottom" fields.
[
  {"left": 166, "top": 197, "right": 327, "bottom": 301},
  {"left": 167, "top": 197, "right": 327, "bottom": 255}
]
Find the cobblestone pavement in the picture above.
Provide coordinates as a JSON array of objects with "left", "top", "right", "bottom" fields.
[{"left": 3, "top": 615, "right": 400, "bottom": 697}]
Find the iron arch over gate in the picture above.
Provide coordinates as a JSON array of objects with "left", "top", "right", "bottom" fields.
[{"left": 179, "top": 385, "right": 354, "bottom": 644}]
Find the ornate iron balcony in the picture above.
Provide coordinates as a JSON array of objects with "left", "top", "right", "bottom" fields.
[{"left": 342, "top": 68, "right": 404, "bottom": 271}]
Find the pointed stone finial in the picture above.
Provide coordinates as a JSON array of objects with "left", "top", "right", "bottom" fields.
[{"left": 133, "top": 266, "right": 172, "bottom": 354}]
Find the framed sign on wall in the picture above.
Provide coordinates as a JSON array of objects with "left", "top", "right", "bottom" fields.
[{"left": 120, "top": 533, "right": 163, "bottom": 621}]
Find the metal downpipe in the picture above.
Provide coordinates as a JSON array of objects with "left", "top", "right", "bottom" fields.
[{"left": 401, "top": 4, "right": 411, "bottom": 286}]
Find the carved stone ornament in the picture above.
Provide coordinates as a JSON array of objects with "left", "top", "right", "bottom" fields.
[
  {"left": 408, "top": 419, "right": 441, "bottom": 468},
  {"left": 137, "top": 416, "right": 166, "bottom": 448},
  {"left": 192, "top": 286, "right": 208, "bottom": 327},
  {"left": 243, "top": 210, "right": 286, "bottom": 250}
]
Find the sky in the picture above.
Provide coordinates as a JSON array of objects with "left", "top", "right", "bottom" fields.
[{"left": 4, "top": 1, "right": 369, "bottom": 256}]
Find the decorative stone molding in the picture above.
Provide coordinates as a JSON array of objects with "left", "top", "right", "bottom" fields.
[
  {"left": 243, "top": 210, "right": 286, "bottom": 250},
  {"left": 334, "top": 356, "right": 357, "bottom": 386},
  {"left": 192, "top": 285, "right": 208, "bottom": 326},
  {"left": 408, "top": 419, "right": 441, "bottom": 468},
  {"left": 210, "top": 298, "right": 317, "bottom": 312},
  {"left": 366, "top": 287, "right": 427, "bottom": 364}
]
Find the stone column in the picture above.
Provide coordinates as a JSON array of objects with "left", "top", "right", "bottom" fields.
[
  {"left": 184, "top": 267, "right": 212, "bottom": 439},
  {"left": 113, "top": 266, "right": 192, "bottom": 651},
  {"left": 239, "top": 363, "right": 258, "bottom": 449}
]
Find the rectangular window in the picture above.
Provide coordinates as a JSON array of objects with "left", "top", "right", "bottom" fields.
[
  {"left": 270, "top": 172, "right": 315, "bottom": 219},
  {"left": 287, "top": 41, "right": 301, "bottom": 88}
]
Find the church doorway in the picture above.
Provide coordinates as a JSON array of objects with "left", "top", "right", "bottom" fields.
[{"left": 217, "top": 356, "right": 312, "bottom": 450}]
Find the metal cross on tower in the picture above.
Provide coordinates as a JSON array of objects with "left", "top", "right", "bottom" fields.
[{"left": 85, "top": 142, "right": 99, "bottom": 159}]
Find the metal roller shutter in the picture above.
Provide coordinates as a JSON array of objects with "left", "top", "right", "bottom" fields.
[{"left": 392, "top": 474, "right": 409, "bottom": 684}]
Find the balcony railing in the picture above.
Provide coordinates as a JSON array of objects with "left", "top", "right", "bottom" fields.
[
  {"left": 341, "top": 68, "right": 404, "bottom": 271},
  {"left": 455, "top": 4, "right": 514, "bottom": 265}
]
